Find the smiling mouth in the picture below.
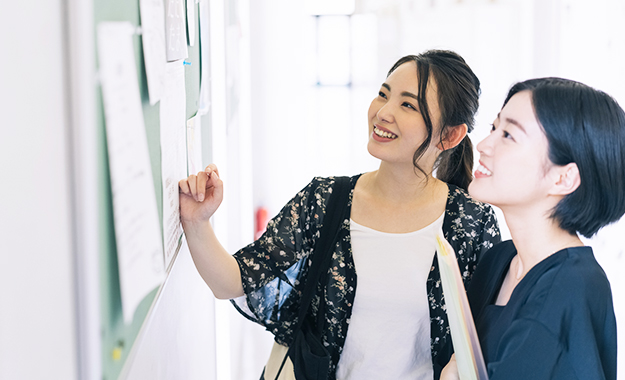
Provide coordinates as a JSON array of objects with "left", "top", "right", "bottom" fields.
[
  {"left": 373, "top": 126, "right": 398, "bottom": 139},
  {"left": 476, "top": 164, "right": 492, "bottom": 176}
]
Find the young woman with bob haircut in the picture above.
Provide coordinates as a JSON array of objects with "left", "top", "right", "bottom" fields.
[
  {"left": 179, "top": 50, "right": 501, "bottom": 380},
  {"left": 440, "top": 77, "right": 625, "bottom": 380}
]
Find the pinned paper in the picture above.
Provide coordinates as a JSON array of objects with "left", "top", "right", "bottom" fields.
[
  {"left": 197, "top": 0, "right": 211, "bottom": 115},
  {"left": 160, "top": 61, "right": 187, "bottom": 270},
  {"left": 186, "top": 0, "right": 196, "bottom": 46},
  {"left": 164, "top": 0, "right": 188, "bottom": 61},
  {"left": 97, "top": 22, "right": 165, "bottom": 323},
  {"left": 186, "top": 113, "right": 202, "bottom": 175},
  {"left": 139, "top": 0, "right": 167, "bottom": 104}
]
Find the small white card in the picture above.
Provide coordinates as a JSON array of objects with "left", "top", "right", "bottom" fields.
[
  {"left": 139, "top": 0, "right": 167, "bottom": 104},
  {"left": 164, "top": 0, "right": 189, "bottom": 61}
]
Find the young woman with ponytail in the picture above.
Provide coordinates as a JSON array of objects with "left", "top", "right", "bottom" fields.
[{"left": 179, "top": 50, "right": 501, "bottom": 380}]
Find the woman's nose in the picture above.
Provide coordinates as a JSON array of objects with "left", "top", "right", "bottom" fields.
[
  {"left": 476, "top": 132, "right": 495, "bottom": 155},
  {"left": 376, "top": 103, "right": 395, "bottom": 124}
]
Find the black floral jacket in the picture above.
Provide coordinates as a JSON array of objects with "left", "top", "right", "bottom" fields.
[{"left": 231, "top": 175, "right": 501, "bottom": 379}]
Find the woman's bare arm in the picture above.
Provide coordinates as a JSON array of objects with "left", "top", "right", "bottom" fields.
[{"left": 179, "top": 164, "right": 244, "bottom": 299}]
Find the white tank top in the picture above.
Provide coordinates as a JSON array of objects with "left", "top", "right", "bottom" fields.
[{"left": 335, "top": 213, "right": 444, "bottom": 380}]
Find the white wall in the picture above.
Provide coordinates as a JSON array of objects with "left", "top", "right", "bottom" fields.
[
  {"left": 0, "top": 1, "right": 78, "bottom": 379},
  {"left": 122, "top": 242, "right": 217, "bottom": 380}
]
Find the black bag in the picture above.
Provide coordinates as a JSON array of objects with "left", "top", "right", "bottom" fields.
[
  {"left": 271, "top": 177, "right": 351, "bottom": 380},
  {"left": 289, "top": 314, "right": 331, "bottom": 380}
]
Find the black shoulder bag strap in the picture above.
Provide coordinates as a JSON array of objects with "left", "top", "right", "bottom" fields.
[{"left": 274, "top": 176, "right": 351, "bottom": 379}]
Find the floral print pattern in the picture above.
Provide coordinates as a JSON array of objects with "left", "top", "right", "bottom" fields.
[{"left": 231, "top": 175, "right": 500, "bottom": 379}]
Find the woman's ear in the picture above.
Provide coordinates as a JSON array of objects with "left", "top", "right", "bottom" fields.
[
  {"left": 551, "top": 163, "right": 581, "bottom": 196},
  {"left": 437, "top": 124, "right": 468, "bottom": 151}
]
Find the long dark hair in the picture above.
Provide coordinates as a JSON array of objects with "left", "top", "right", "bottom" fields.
[
  {"left": 503, "top": 77, "right": 625, "bottom": 237},
  {"left": 387, "top": 50, "right": 481, "bottom": 190}
]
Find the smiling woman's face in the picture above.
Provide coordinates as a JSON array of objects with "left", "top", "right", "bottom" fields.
[
  {"left": 366, "top": 61, "right": 442, "bottom": 171},
  {"left": 469, "top": 90, "right": 556, "bottom": 211}
]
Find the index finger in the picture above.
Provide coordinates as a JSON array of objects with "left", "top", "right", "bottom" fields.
[
  {"left": 196, "top": 171, "right": 208, "bottom": 201},
  {"left": 204, "top": 163, "right": 220, "bottom": 178},
  {"left": 179, "top": 178, "right": 192, "bottom": 195}
]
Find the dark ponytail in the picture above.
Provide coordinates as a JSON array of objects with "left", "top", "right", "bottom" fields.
[
  {"left": 436, "top": 135, "right": 473, "bottom": 191},
  {"left": 388, "top": 50, "right": 480, "bottom": 191}
]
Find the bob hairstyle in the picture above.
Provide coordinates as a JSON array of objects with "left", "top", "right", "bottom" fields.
[
  {"left": 387, "top": 50, "right": 481, "bottom": 191},
  {"left": 503, "top": 77, "right": 625, "bottom": 237}
]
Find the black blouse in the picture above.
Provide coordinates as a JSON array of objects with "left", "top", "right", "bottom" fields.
[
  {"left": 467, "top": 240, "right": 617, "bottom": 380},
  {"left": 232, "top": 175, "right": 501, "bottom": 379}
]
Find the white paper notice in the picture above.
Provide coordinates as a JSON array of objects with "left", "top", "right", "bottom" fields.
[
  {"left": 139, "top": 0, "right": 167, "bottom": 105},
  {"left": 97, "top": 22, "right": 165, "bottom": 324},
  {"left": 164, "top": 0, "right": 188, "bottom": 61},
  {"left": 197, "top": 0, "right": 210, "bottom": 115},
  {"left": 160, "top": 61, "right": 187, "bottom": 270},
  {"left": 186, "top": 0, "right": 196, "bottom": 46},
  {"left": 186, "top": 114, "right": 202, "bottom": 175}
]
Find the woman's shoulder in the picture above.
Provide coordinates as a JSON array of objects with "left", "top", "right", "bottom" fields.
[
  {"left": 307, "top": 175, "right": 361, "bottom": 196},
  {"left": 551, "top": 247, "right": 612, "bottom": 297},
  {"left": 480, "top": 240, "right": 516, "bottom": 261},
  {"left": 308, "top": 174, "right": 360, "bottom": 187},
  {"left": 520, "top": 247, "right": 614, "bottom": 322},
  {"left": 444, "top": 184, "right": 500, "bottom": 244},
  {"left": 295, "top": 175, "right": 360, "bottom": 215},
  {"left": 446, "top": 183, "right": 496, "bottom": 216},
  {"left": 471, "top": 240, "right": 516, "bottom": 279}
]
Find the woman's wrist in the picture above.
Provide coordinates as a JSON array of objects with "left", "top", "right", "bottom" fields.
[{"left": 181, "top": 217, "right": 213, "bottom": 237}]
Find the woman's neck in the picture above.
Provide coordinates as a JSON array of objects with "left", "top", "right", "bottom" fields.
[
  {"left": 502, "top": 206, "right": 583, "bottom": 278},
  {"left": 350, "top": 163, "right": 448, "bottom": 234},
  {"left": 369, "top": 162, "right": 442, "bottom": 204}
]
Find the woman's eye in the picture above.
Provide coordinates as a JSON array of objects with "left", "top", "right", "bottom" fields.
[
  {"left": 502, "top": 130, "right": 514, "bottom": 140},
  {"left": 490, "top": 124, "right": 496, "bottom": 133},
  {"left": 402, "top": 102, "right": 416, "bottom": 111},
  {"left": 378, "top": 91, "right": 387, "bottom": 99}
]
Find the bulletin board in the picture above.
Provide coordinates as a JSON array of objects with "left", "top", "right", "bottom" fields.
[{"left": 93, "top": 1, "right": 203, "bottom": 379}]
